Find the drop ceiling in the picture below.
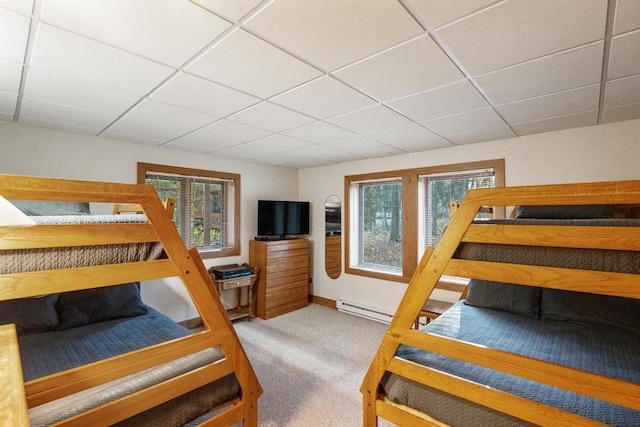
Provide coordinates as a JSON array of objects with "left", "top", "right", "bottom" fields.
[{"left": 1, "top": 0, "right": 639, "bottom": 169}]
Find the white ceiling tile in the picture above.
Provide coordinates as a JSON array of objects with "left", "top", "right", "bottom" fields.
[
  {"left": 124, "top": 99, "right": 217, "bottom": 131},
  {"left": 227, "top": 102, "right": 314, "bottom": 132},
  {"left": 0, "top": 0, "right": 33, "bottom": 15},
  {"left": 24, "top": 67, "right": 141, "bottom": 114},
  {"left": 104, "top": 119, "right": 188, "bottom": 142},
  {"left": 282, "top": 121, "right": 354, "bottom": 144},
  {"left": 218, "top": 134, "right": 312, "bottom": 158},
  {"left": 408, "top": 0, "right": 498, "bottom": 28},
  {"left": 245, "top": 0, "right": 423, "bottom": 71},
  {"left": 167, "top": 131, "right": 239, "bottom": 153},
  {"left": 290, "top": 144, "right": 365, "bottom": 163},
  {"left": 422, "top": 107, "right": 506, "bottom": 136},
  {"left": 389, "top": 80, "right": 488, "bottom": 122},
  {"left": 152, "top": 72, "right": 259, "bottom": 117},
  {"left": 613, "top": 0, "right": 640, "bottom": 35},
  {"left": 0, "top": 91, "right": 17, "bottom": 116},
  {"left": 605, "top": 74, "right": 640, "bottom": 107},
  {"left": 601, "top": 103, "right": 640, "bottom": 124},
  {"left": 436, "top": 0, "right": 607, "bottom": 75},
  {"left": 191, "top": 0, "right": 262, "bottom": 22},
  {"left": 41, "top": 0, "right": 230, "bottom": 67},
  {"left": 0, "top": 112, "right": 13, "bottom": 121},
  {"left": 31, "top": 25, "right": 175, "bottom": 95},
  {"left": 0, "top": 7, "right": 30, "bottom": 63},
  {"left": 321, "top": 135, "right": 393, "bottom": 155},
  {"left": 608, "top": 30, "right": 640, "bottom": 79},
  {"left": 187, "top": 29, "right": 322, "bottom": 98},
  {"left": 20, "top": 97, "right": 116, "bottom": 130},
  {"left": 100, "top": 130, "right": 165, "bottom": 146},
  {"left": 366, "top": 123, "right": 443, "bottom": 145},
  {"left": 513, "top": 111, "right": 597, "bottom": 135},
  {"left": 255, "top": 150, "right": 333, "bottom": 168},
  {"left": 196, "top": 119, "right": 272, "bottom": 144},
  {"left": 334, "top": 34, "right": 465, "bottom": 101},
  {"left": 387, "top": 139, "right": 453, "bottom": 152},
  {"left": 498, "top": 84, "right": 600, "bottom": 124},
  {"left": 0, "top": 58, "right": 22, "bottom": 93},
  {"left": 271, "top": 76, "right": 375, "bottom": 119},
  {"left": 360, "top": 145, "right": 407, "bottom": 159},
  {"left": 447, "top": 126, "right": 516, "bottom": 145},
  {"left": 326, "top": 105, "right": 413, "bottom": 134},
  {"left": 476, "top": 42, "right": 604, "bottom": 104}
]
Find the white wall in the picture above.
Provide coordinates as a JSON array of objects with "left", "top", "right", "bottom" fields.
[
  {"left": 0, "top": 121, "right": 299, "bottom": 321},
  {"left": 5, "top": 119, "right": 640, "bottom": 320},
  {"left": 299, "top": 118, "right": 640, "bottom": 316}
]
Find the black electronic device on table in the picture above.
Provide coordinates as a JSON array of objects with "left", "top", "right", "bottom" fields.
[{"left": 212, "top": 265, "right": 252, "bottom": 279}]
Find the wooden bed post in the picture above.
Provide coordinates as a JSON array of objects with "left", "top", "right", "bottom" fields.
[
  {"left": 361, "top": 201, "right": 482, "bottom": 425},
  {"left": 0, "top": 174, "right": 262, "bottom": 426}
]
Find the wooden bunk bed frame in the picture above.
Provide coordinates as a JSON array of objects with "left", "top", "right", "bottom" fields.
[
  {"left": 361, "top": 179, "right": 640, "bottom": 426},
  {"left": 0, "top": 174, "right": 261, "bottom": 426}
]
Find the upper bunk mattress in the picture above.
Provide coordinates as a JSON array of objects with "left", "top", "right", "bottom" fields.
[
  {"left": 1, "top": 214, "right": 164, "bottom": 274},
  {"left": 383, "top": 301, "right": 640, "bottom": 426},
  {"left": 457, "top": 218, "right": 640, "bottom": 271}
]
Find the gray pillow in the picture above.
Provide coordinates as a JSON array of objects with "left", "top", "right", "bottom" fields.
[
  {"left": 541, "top": 289, "right": 640, "bottom": 335},
  {"left": 56, "top": 283, "right": 148, "bottom": 329},
  {"left": 515, "top": 205, "right": 614, "bottom": 219},
  {"left": 0, "top": 294, "right": 59, "bottom": 335},
  {"left": 464, "top": 279, "right": 541, "bottom": 318},
  {"left": 11, "top": 200, "right": 91, "bottom": 216}
]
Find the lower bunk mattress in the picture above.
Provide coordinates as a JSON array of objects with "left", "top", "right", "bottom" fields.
[
  {"left": 20, "top": 307, "right": 240, "bottom": 426},
  {"left": 382, "top": 301, "right": 640, "bottom": 426}
]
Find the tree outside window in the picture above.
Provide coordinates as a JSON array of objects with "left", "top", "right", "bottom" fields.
[
  {"left": 346, "top": 160, "right": 504, "bottom": 282},
  {"left": 138, "top": 163, "right": 240, "bottom": 259}
]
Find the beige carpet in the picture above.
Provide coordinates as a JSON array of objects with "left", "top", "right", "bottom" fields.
[{"left": 233, "top": 304, "right": 395, "bottom": 427}]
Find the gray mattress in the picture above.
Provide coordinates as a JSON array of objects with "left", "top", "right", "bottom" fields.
[
  {"left": 1, "top": 214, "right": 164, "bottom": 275},
  {"left": 384, "top": 301, "right": 640, "bottom": 426},
  {"left": 456, "top": 218, "right": 640, "bottom": 273},
  {"left": 383, "top": 218, "right": 640, "bottom": 426},
  {"left": 22, "top": 308, "right": 240, "bottom": 426}
]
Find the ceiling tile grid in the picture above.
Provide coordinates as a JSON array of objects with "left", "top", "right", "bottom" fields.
[
  {"left": 40, "top": 0, "right": 232, "bottom": 67},
  {"left": 270, "top": 76, "right": 376, "bottom": 119},
  {"left": 243, "top": 0, "right": 424, "bottom": 71},
  {"left": 186, "top": 28, "right": 323, "bottom": 99},
  {"left": 1, "top": 0, "right": 639, "bottom": 168}
]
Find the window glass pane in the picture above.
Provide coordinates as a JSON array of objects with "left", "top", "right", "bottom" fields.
[
  {"left": 358, "top": 179, "right": 402, "bottom": 274},
  {"left": 421, "top": 170, "right": 494, "bottom": 249},
  {"left": 144, "top": 171, "right": 233, "bottom": 252}
]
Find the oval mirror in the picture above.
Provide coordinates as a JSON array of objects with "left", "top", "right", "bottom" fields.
[{"left": 325, "top": 195, "right": 342, "bottom": 279}]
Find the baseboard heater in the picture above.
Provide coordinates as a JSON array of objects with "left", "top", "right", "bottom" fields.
[{"left": 336, "top": 300, "right": 393, "bottom": 324}]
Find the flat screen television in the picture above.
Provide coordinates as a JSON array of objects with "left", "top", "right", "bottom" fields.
[{"left": 257, "top": 200, "right": 310, "bottom": 239}]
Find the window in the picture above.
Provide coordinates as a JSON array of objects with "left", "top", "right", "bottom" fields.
[
  {"left": 345, "top": 160, "right": 504, "bottom": 282},
  {"left": 138, "top": 162, "right": 240, "bottom": 259},
  {"left": 355, "top": 177, "right": 403, "bottom": 275},
  {"left": 419, "top": 168, "right": 496, "bottom": 253}
]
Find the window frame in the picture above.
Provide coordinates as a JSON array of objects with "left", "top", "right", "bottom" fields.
[
  {"left": 344, "top": 159, "right": 504, "bottom": 283},
  {"left": 137, "top": 162, "right": 241, "bottom": 259}
]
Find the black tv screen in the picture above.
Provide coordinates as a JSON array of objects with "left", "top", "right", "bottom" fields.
[{"left": 258, "top": 200, "right": 310, "bottom": 238}]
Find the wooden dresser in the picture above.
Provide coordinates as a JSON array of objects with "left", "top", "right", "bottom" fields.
[{"left": 249, "top": 238, "right": 309, "bottom": 319}]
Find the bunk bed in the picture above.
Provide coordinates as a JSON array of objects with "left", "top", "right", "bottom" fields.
[
  {"left": 361, "top": 180, "right": 640, "bottom": 426},
  {"left": 0, "top": 173, "right": 261, "bottom": 426}
]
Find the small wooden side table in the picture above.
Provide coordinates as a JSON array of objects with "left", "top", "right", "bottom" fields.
[{"left": 211, "top": 272, "right": 258, "bottom": 322}]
